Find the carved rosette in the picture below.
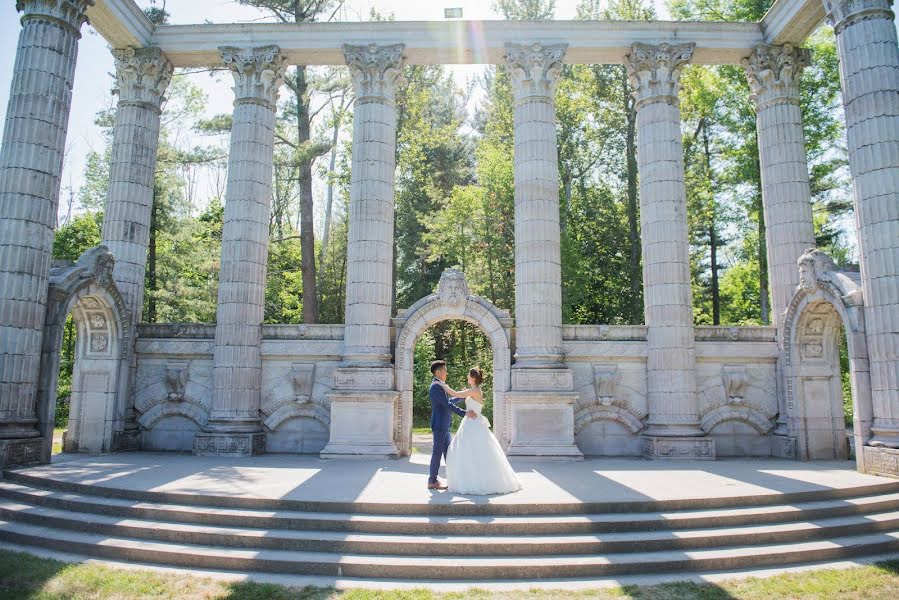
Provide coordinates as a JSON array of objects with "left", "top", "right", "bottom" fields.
[
  {"left": 625, "top": 42, "right": 695, "bottom": 109},
  {"left": 112, "top": 47, "right": 174, "bottom": 110},
  {"left": 504, "top": 42, "right": 568, "bottom": 100},
  {"left": 742, "top": 44, "right": 810, "bottom": 110},
  {"left": 16, "top": 0, "right": 93, "bottom": 35},
  {"left": 824, "top": 0, "right": 895, "bottom": 34},
  {"left": 220, "top": 45, "right": 286, "bottom": 108},
  {"left": 343, "top": 43, "right": 406, "bottom": 103}
]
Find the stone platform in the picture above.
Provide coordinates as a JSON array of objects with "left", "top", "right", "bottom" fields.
[{"left": 0, "top": 453, "right": 897, "bottom": 584}]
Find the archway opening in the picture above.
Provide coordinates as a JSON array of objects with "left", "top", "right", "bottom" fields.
[
  {"left": 410, "top": 320, "right": 494, "bottom": 453},
  {"left": 791, "top": 299, "right": 857, "bottom": 461}
]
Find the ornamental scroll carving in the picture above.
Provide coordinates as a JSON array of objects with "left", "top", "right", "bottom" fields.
[
  {"left": 220, "top": 45, "right": 286, "bottom": 107},
  {"left": 742, "top": 44, "right": 810, "bottom": 110},
  {"left": 17, "top": 0, "right": 93, "bottom": 32},
  {"left": 343, "top": 43, "right": 406, "bottom": 102},
  {"left": 824, "top": 0, "right": 895, "bottom": 33},
  {"left": 625, "top": 42, "right": 695, "bottom": 109},
  {"left": 113, "top": 47, "right": 174, "bottom": 109},
  {"left": 504, "top": 42, "right": 568, "bottom": 99}
]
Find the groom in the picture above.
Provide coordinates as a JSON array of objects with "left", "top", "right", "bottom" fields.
[{"left": 428, "top": 360, "right": 476, "bottom": 490}]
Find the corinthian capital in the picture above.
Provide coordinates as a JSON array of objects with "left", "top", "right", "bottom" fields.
[
  {"left": 504, "top": 42, "right": 568, "bottom": 100},
  {"left": 112, "top": 47, "right": 174, "bottom": 110},
  {"left": 343, "top": 43, "right": 406, "bottom": 103},
  {"left": 824, "top": 0, "right": 895, "bottom": 33},
  {"left": 625, "top": 42, "right": 695, "bottom": 109},
  {"left": 220, "top": 45, "right": 286, "bottom": 108},
  {"left": 17, "top": 0, "right": 93, "bottom": 35},
  {"left": 742, "top": 44, "right": 810, "bottom": 111}
]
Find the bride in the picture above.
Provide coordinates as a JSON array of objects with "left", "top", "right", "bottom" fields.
[{"left": 439, "top": 367, "right": 522, "bottom": 495}]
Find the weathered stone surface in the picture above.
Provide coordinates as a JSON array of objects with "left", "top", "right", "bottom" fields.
[
  {"left": 0, "top": 0, "right": 92, "bottom": 459},
  {"left": 825, "top": 0, "right": 899, "bottom": 448}
]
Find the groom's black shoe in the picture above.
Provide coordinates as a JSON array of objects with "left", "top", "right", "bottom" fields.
[{"left": 427, "top": 480, "right": 448, "bottom": 490}]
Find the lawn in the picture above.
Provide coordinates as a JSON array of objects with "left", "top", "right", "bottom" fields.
[{"left": 0, "top": 549, "right": 897, "bottom": 600}]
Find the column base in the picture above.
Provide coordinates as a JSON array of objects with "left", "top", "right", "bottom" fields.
[
  {"left": 321, "top": 388, "right": 400, "bottom": 460},
  {"left": 0, "top": 438, "right": 45, "bottom": 469},
  {"left": 193, "top": 432, "right": 266, "bottom": 457},
  {"left": 114, "top": 429, "right": 141, "bottom": 452},
  {"left": 641, "top": 436, "right": 716, "bottom": 460},
  {"left": 772, "top": 434, "right": 798, "bottom": 459},
  {"left": 868, "top": 423, "right": 899, "bottom": 449},
  {"left": 861, "top": 446, "right": 899, "bottom": 478},
  {"left": 505, "top": 368, "right": 583, "bottom": 460}
]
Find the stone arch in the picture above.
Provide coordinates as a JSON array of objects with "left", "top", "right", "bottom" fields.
[
  {"left": 782, "top": 249, "right": 871, "bottom": 469},
  {"left": 36, "top": 246, "right": 132, "bottom": 459},
  {"left": 700, "top": 404, "right": 775, "bottom": 436},
  {"left": 393, "top": 269, "right": 513, "bottom": 456},
  {"left": 574, "top": 405, "right": 645, "bottom": 435}
]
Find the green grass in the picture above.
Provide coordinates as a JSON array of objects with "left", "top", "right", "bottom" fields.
[{"left": 0, "top": 549, "right": 897, "bottom": 600}]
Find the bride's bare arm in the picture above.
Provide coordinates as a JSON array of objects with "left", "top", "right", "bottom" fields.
[{"left": 438, "top": 382, "right": 470, "bottom": 398}]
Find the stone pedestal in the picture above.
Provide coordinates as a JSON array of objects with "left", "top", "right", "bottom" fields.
[
  {"left": 626, "top": 42, "right": 713, "bottom": 459},
  {"left": 506, "top": 368, "right": 583, "bottom": 459},
  {"left": 195, "top": 45, "right": 285, "bottom": 457},
  {"left": 0, "top": 0, "right": 93, "bottom": 467},
  {"left": 505, "top": 42, "right": 568, "bottom": 368},
  {"left": 825, "top": 0, "right": 899, "bottom": 449},
  {"left": 321, "top": 368, "right": 399, "bottom": 458},
  {"left": 743, "top": 43, "right": 816, "bottom": 443}
]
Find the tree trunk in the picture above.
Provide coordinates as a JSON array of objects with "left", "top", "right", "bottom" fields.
[
  {"left": 318, "top": 96, "right": 342, "bottom": 266},
  {"left": 754, "top": 138, "right": 770, "bottom": 325},
  {"left": 701, "top": 120, "right": 720, "bottom": 325},
  {"left": 295, "top": 65, "right": 319, "bottom": 324},
  {"left": 623, "top": 66, "right": 641, "bottom": 325}
]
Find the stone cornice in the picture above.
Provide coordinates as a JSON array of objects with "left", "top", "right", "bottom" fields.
[
  {"left": 112, "top": 47, "right": 173, "bottom": 110},
  {"left": 17, "top": 0, "right": 94, "bottom": 37},
  {"left": 220, "top": 45, "right": 286, "bottom": 108},
  {"left": 742, "top": 43, "right": 810, "bottom": 110},
  {"left": 504, "top": 42, "right": 568, "bottom": 100},
  {"left": 823, "top": 0, "right": 895, "bottom": 34},
  {"left": 626, "top": 42, "right": 695, "bottom": 109},
  {"left": 342, "top": 43, "right": 406, "bottom": 103}
]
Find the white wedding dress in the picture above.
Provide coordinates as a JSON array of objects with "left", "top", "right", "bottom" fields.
[{"left": 446, "top": 396, "right": 522, "bottom": 495}]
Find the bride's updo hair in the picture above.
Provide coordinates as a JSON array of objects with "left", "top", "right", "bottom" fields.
[{"left": 468, "top": 367, "right": 484, "bottom": 386}]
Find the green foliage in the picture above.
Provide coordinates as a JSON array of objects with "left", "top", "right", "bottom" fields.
[
  {"left": 52, "top": 212, "right": 103, "bottom": 262},
  {"left": 412, "top": 321, "right": 494, "bottom": 426}
]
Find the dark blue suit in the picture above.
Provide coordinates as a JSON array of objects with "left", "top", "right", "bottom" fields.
[{"left": 428, "top": 377, "right": 466, "bottom": 484}]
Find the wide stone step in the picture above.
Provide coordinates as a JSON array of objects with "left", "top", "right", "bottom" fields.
[
  {"left": 1, "top": 499, "right": 897, "bottom": 556},
  {"left": 6, "top": 469, "right": 899, "bottom": 516},
  {"left": 2, "top": 480, "right": 898, "bottom": 535},
  {"left": 1, "top": 519, "right": 897, "bottom": 579}
]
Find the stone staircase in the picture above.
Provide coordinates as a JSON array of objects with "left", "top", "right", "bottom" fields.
[{"left": 1, "top": 469, "right": 898, "bottom": 580}]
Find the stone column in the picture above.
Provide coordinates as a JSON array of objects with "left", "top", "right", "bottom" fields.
[
  {"left": 505, "top": 42, "right": 567, "bottom": 368},
  {"left": 743, "top": 43, "right": 816, "bottom": 454},
  {"left": 193, "top": 45, "right": 286, "bottom": 457},
  {"left": 626, "top": 42, "right": 714, "bottom": 459},
  {"left": 101, "top": 47, "right": 172, "bottom": 451},
  {"left": 0, "top": 0, "right": 93, "bottom": 468},
  {"left": 824, "top": 0, "right": 899, "bottom": 448},
  {"left": 102, "top": 47, "right": 172, "bottom": 330},
  {"left": 322, "top": 43, "right": 405, "bottom": 459},
  {"left": 503, "top": 43, "right": 582, "bottom": 459},
  {"left": 340, "top": 43, "right": 405, "bottom": 366}
]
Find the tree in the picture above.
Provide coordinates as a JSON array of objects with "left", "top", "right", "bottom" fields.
[{"left": 237, "top": 0, "right": 347, "bottom": 324}]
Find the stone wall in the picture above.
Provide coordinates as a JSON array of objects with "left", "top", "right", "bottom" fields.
[{"left": 134, "top": 324, "right": 342, "bottom": 452}]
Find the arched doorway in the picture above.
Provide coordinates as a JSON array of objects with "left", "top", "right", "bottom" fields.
[
  {"left": 393, "top": 270, "right": 513, "bottom": 456},
  {"left": 783, "top": 249, "right": 872, "bottom": 470},
  {"left": 35, "top": 246, "right": 131, "bottom": 461}
]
